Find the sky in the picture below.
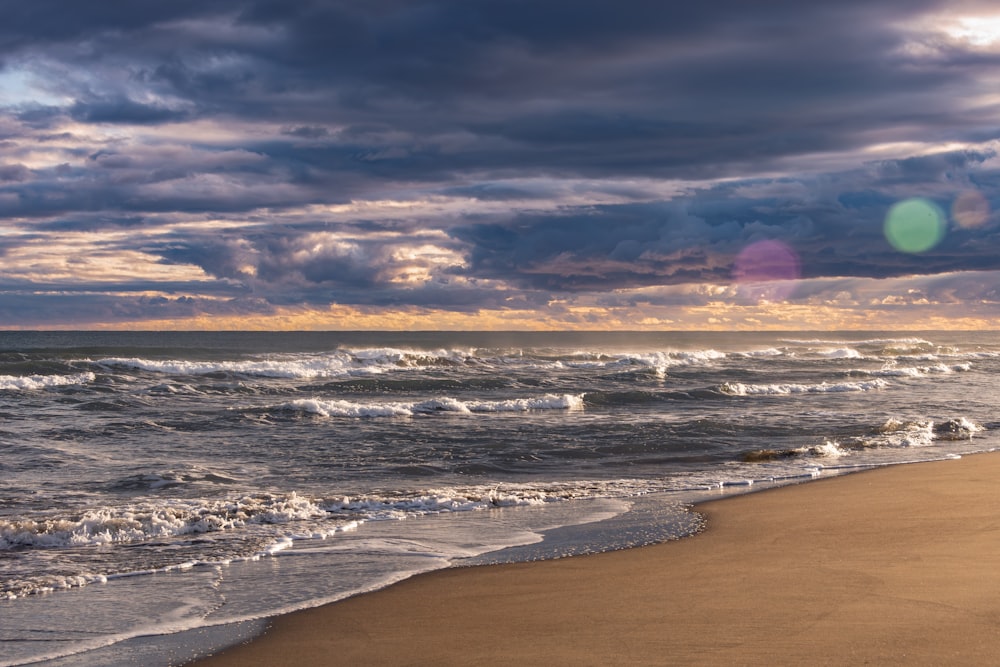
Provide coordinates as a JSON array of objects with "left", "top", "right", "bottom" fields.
[{"left": 3, "top": 1, "right": 1000, "bottom": 330}]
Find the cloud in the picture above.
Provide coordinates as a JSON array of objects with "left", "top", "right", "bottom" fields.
[
  {"left": 1, "top": 1, "right": 1000, "bottom": 327},
  {"left": 69, "top": 98, "right": 190, "bottom": 125}
]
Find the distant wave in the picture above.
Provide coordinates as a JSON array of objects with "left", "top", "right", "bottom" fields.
[
  {"left": 0, "top": 372, "right": 95, "bottom": 391},
  {"left": 780, "top": 337, "right": 935, "bottom": 346},
  {"left": 720, "top": 379, "right": 888, "bottom": 395},
  {"left": 95, "top": 347, "right": 734, "bottom": 381},
  {"left": 560, "top": 350, "right": 727, "bottom": 379},
  {"left": 817, "top": 347, "right": 862, "bottom": 359},
  {"left": 279, "top": 393, "right": 585, "bottom": 418},
  {"left": 859, "top": 363, "right": 971, "bottom": 378},
  {"left": 737, "top": 347, "right": 785, "bottom": 358},
  {"left": 96, "top": 348, "right": 474, "bottom": 379}
]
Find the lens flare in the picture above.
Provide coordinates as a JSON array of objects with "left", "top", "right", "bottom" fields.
[
  {"left": 883, "top": 198, "right": 946, "bottom": 253},
  {"left": 951, "top": 189, "right": 990, "bottom": 229},
  {"left": 732, "top": 240, "right": 801, "bottom": 301}
]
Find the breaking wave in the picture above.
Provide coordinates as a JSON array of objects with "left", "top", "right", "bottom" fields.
[
  {"left": 720, "top": 379, "right": 888, "bottom": 395},
  {"left": 279, "top": 393, "right": 585, "bottom": 418},
  {"left": 96, "top": 348, "right": 475, "bottom": 379},
  {"left": 0, "top": 372, "right": 95, "bottom": 391},
  {"left": 860, "top": 363, "right": 971, "bottom": 378},
  {"left": 0, "top": 493, "right": 335, "bottom": 552},
  {"left": 742, "top": 416, "right": 984, "bottom": 463}
]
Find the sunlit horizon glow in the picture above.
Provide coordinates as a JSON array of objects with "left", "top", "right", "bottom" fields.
[{"left": 2, "top": 2, "right": 1000, "bottom": 331}]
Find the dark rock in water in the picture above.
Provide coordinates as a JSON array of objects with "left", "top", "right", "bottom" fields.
[{"left": 741, "top": 448, "right": 800, "bottom": 463}]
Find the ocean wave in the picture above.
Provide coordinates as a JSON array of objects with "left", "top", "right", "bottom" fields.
[
  {"left": 108, "top": 470, "right": 239, "bottom": 491},
  {"left": 737, "top": 347, "right": 785, "bottom": 358},
  {"left": 0, "top": 372, "right": 95, "bottom": 391},
  {"left": 741, "top": 417, "right": 983, "bottom": 464},
  {"left": 0, "top": 493, "right": 337, "bottom": 553},
  {"left": 860, "top": 363, "right": 971, "bottom": 378},
  {"left": 817, "top": 347, "right": 862, "bottom": 359},
  {"left": 742, "top": 440, "right": 849, "bottom": 462},
  {"left": 346, "top": 347, "right": 477, "bottom": 367},
  {"left": 781, "top": 337, "right": 935, "bottom": 346},
  {"left": 930, "top": 417, "right": 985, "bottom": 440},
  {"left": 870, "top": 418, "right": 936, "bottom": 448},
  {"left": 0, "top": 478, "right": 643, "bottom": 557},
  {"left": 536, "top": 349, "right": 727, "bottom": 378},
  {"left": 96, "top": 348, "right": 476, "bottom": 379},
  {"left": 90, "top": 342, "right": 981, "bottom": 388},
  {"left": 98, "top": 355, "right": 356, "bottom": 378},
  {"left": 148, "top": 382, "right": 205, "bottom": 395},
  {"left": 834, "top": 417, "right": 982, "bottom": 452},
  {"left": 720, "top": 379, "right": 889, "bottom": 396},
  {"left": 280, "top": 393, "right": 585, "bottom": 418},
  {"left": 0, "top": 480, "right": 639, "bottom": 600}
]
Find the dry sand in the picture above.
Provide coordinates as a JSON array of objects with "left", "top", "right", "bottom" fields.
[{"left": 192, "top": 453, "right": 1000, "bottom": 666}]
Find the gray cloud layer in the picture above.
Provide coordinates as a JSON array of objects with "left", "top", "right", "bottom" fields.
[{"left": 2, "top": 0, "right": 1000, "bottom": 325}]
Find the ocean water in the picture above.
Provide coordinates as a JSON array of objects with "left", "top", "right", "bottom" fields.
[{"left": 1, "top": 330, "right": 998, "bottom": 666}]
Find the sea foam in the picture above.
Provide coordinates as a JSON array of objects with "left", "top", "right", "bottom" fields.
[
  {"left": 720, "top": 379, "right": 888, "bottom": 395},
  {"left": 280, "top": 393, "right": 585, "bottom": 417},
  {"left": 0, "top": 372, "right": 96, "bottom": 391},
  {"left": 97, "top": 348, "right": 474, "bottom": 379}
]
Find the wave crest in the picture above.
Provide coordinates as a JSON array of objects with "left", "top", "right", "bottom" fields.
[
  {"left": 280, "top": 393, "right": 585, "bottom": 418},
  {"left": 720, "top": 379, "right": 888, "bottom": 396},
  {"left": 0, "top": 372, "right": 95, "bottom": 391}
]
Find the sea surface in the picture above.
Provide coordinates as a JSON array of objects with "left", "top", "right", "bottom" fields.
[{"left": 1, "top": 330, "right": 998, "bottom": 666}]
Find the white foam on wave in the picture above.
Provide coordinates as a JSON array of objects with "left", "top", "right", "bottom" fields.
[
  {"left": 781, "top": 337, "right": 934, "bottom": 346},
  {"left": 931, "top": 417, "right": 985, "bottom": 440},
  {"left": 0, "top": 478, "right": 644, "bottom": 601},
  {"left": 96, "top": 348, "right": 475, "bottom": 380},
  {"left": 809, "top": 440, "right": 850, "bottom": 457},
  {"left": 873, "top": 418, "right": 936, "bottom": 448},
  {"left": 99, "top": 355, "right": 359, "bottom": 379},
  {"left": 740, "top": 440, "right": 850, "bottom": 465},
  {"left": 720, "top": 378, "right": 888, "bottom": 396},
  {"left": 327, "top": 478, "right": 691, "bottom": 520},
  {"left": 350, "top": 346, "right": 474, "bottom": 364},
  {"left": 738, "top": 347, "right": 785, "bottom": 358},
  {"left": 1, "top": 520, "right": 363, "bottom": 601},
  {"left": 862, "top": 363, "right": 971, "bottom": 378},
  {"left": 0, "top": 372, "right": 95, "bottom": 391},
  {"left": 1, "top": 477, "right": 627, "bottom": 559},
  {"left": 817, "top": 347, "right": 862, "bottom": 359},
  {"left": 582, "top": 349, "right": 728, "bottom": 380},
  {"left": 842, "top": 417, "right": 983, "bottom": 451},
  {"left": 281, "top": 393, "right": 585, "bottom": 418},
  {"left": 0, "top": 493, "right": 334, "bottom": 552},
  {"left": 556, "top": 349, "right": 726, "bottom": 376}
]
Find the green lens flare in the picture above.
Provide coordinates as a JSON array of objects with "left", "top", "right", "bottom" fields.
[{"left": 883, "top": 198, "right": 946, "bottom": 253}]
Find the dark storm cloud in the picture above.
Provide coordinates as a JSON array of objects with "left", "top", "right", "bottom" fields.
[
  {"left": 0, "top": 1, "right": 235, "bottom": 51},
  {"left": 450, "top": 148, "right": 1000, "bottom": 291},
  {"left": 69, "top": 98, "right": 190, "bottom": 125},
  {"left": 3, "top": 0, "right": 984, "bottom": 181},
  {"left": 3, "top": 0, "right": 1000, "bottom": 324}
]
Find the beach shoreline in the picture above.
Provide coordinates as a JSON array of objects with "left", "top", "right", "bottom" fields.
[{"left": 188, "top": 451, "right": 1000, "bottom": 666}]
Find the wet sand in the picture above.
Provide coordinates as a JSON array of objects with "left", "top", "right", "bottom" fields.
[{"left": 192, "top": 453, "right": 1000, "bottom": 666}]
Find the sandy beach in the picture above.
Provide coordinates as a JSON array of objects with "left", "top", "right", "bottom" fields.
[{"left": 191, "top": 453, "right": 1000, "bottom": 666}]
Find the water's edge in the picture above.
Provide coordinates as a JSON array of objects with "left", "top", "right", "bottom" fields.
[{"left": 171, "top": 454, "right": 983, "bottom": 666}]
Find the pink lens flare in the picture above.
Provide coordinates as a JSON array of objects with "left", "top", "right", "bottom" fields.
[{"left": 732, "top": 240, "right": 801, "bottom": 302}]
